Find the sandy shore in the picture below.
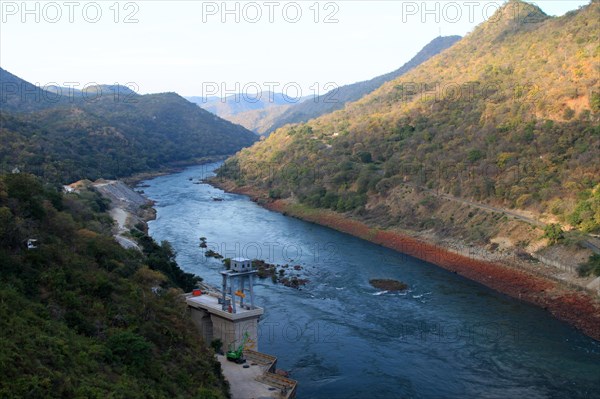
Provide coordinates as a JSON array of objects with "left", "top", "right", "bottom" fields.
[{"left": 211, "top": 179, "right": 600, "bottom": 342}]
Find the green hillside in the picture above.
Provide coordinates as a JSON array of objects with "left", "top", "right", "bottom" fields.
[
  {"left": 0, "top": 69, "right": 258, "bottom": 182},
  {"left": 219, "top": 0, "right": 600, "bottom": 235},
  {"left": 0, "top": 173, "right": 228, "bottom": 398}
]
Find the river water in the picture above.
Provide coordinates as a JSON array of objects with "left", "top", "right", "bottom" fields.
[{"left": 143, "top": 162, "right": 600, "bottom": 399}]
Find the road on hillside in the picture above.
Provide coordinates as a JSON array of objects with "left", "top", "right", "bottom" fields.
[{"left": 414, "top": 185, "right": 600, "bottom": 255}]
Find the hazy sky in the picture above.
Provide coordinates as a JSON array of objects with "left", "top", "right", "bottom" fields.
[{"left": 0, "top": 1, "right": 591, "bottom": 97}]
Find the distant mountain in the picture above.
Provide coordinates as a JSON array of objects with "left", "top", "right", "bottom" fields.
[
  {"left": 0, "top": 68, "right": 258, "bottom": 182},
  {"left": 82, "top": 84, "right": 140, "bottom": 98},
  {"left": 44, "top": 84, "right": 138, "bottom": 98},
  {"left": 227, "top": 103, "right": 295, "bottom": 136},
  {"left": 235, "top": 35, "right": 461, "bottom": 135},
  {"left": 187, "top": 36, "right": 460, "bottom": 135},
  {"left": 186, "top": 91, "right": 303, "bottom": 118},
  {"left": 0, "top": 68, "right": 72, "bottom": 112},
  {"left": 186, "top": 95, "right": 219, "bottom": 108},
  {"left": 44, "top": 85, "right": 82, "bottom": 95},
  {"left": 220, "top": 0, "right": 600, "bottom": 235},
  {"left": 0, "top": 69, "right": 143, "bottom": 112}
]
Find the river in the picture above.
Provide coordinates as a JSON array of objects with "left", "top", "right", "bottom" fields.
[{"left": 143, "top": 162, "right": 600, "bottom": 399}]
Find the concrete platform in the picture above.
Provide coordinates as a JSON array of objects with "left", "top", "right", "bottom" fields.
[
  {"left": 186, "top": 292, "right": 264, "bottom": 355},
  {"left": 218, "top": 355, "right": 279, "bottom": 399},
  {"left": 217, "top": 351, "right": 296, "bottom": 399},
  {"left": 187, "top": 293, "right": 263, "bottom": 321}
]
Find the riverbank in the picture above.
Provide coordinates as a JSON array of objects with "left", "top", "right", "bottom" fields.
[
  {"left": 90, "top": 180, "right": 153, "bottom": 250},
  {"left": 211, "top": 179, "right": 600, "bottom": 342},
  {"left": 122, "top": 155, "right": 229, "bottom": 186}
]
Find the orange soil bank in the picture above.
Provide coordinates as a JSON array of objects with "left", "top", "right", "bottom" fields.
[{"left": 215, "top": 182, "right": 600, "bottom": 341}]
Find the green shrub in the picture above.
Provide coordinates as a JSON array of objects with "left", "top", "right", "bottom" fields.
[
  {"left": 107, "top": 331, "right": 153, "bottom": 368},
  {"left": 543, "top": 223, "right": 564, "bottom": 244},
  {"left": 210, "top": 338, "right": 223, "bottom": 353},
  {"left": 577, "top": 254, "right": 600, "bottom": 277}
]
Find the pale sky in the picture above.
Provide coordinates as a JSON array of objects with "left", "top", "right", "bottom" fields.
[{"left": 0, "top": 1, "right": 591, "bottom": 97}]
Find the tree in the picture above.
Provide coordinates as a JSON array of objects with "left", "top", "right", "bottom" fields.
[{"left": 543, "top": 223, "right": 564, "bottom": 244}]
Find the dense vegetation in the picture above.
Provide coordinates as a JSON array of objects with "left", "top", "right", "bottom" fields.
[
  {"left": 0, "top": 68, "right": 258, "bottom": 183},
  {"left": 0, "top": 173, "right": 229, "bottom": 398},
  {"left": 219, "top": 1, "right": 600, "bottom": 235}
]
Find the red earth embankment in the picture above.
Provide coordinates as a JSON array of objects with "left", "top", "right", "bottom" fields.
[{"left": 213, "top": 181, "right": 600, "bottom": 341}]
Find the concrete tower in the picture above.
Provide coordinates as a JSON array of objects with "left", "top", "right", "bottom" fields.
[{"left": 187, "top": 258, "right": 263, "bottom": 352}]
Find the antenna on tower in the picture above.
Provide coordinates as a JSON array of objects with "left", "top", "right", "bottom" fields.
[{"left": 439, "top": 27, "right": 442, "bottom": 37}]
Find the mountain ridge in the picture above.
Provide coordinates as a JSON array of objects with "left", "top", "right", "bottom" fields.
[
  {"left": 228, "top": 35, "right": 462, "bottom": 134},
  {"left": 0, "top": 67, "right": 258, "bottom": 182}
]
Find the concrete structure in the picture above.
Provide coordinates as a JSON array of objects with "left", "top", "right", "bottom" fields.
[
  {"left": 187, "top": 291, "right": 263, "bottom": 353},
  {"left": 231, "top": 257, "right": 252, "bottom": 272},
  {"left": 186, "top": 262, "right": 297, "bottom": 398},
  {"left": 187, "top": 258, "right": 261, "bottom": 352},
  {"left": 221, "top": 258, "right": 257, "bottom": 314}
]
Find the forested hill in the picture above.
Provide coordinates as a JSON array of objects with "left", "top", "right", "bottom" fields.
[
  {"left": 0, "top": 173, "right": 229, "bottom": 397},
  {"left": 260, "top": 35, "right": 462, "bottom": 135},
  {"left": 219, "top": 0, "right": 600, "bottom": 235},
  {"left": 0, "top": 68, "right": 258, "bottom": 182}
]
